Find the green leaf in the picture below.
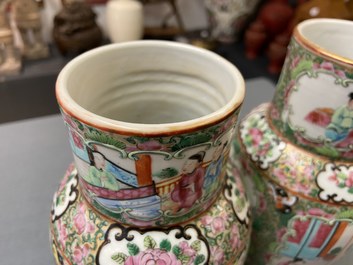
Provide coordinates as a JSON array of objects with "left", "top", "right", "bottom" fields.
[
  {"left": 153, "top": 167, "right": 179, "bottom": 179},
  {"left": 348, "top": 187, "right": 353, "bottom": 194},
  {"left": 127, "top": 242, "right": 140, "bottom": 256},
  {"left": 309, "top": 189, "right": 319, "bottom": 197},
  {"left": 85, "top": 131, "right": 126, "bottom": 149},
  {"left": 337, "top": 172, "right": 347, "bottom": 179},
  {"left": 125, "top": 137, "right": 137, "bottom": 144},
  {"left": 338, "top": 183, "right": 346, "bottom": 188},
  {"left": 291, "top": 60, "right": 313, "bottom": 79},
  {"left": 345, "top": 72, "right": 353, "bottom": 79},
  {"left": 144, "top": 235, "right": 156, "bottom": 249},
  {"left": 191, "top": 240, "right": 201, "bottom": 252},
  {"left": 171, "top": 133, "right": 212, "bottom": 151},
  {"left": 179, "top": 254, "right": 191, "bottom": 264},
  {"left": 160, "top": 239, "right": 172, "bottom": 252},
  {"left": 337, "top": 209, "right": 353, "bottom": 219},
  {"left": 314, "top": 146, "right": 340, "bottom": 158},
  {"left": 329, "top": 247, "right": 342, "bottom": 255},
  {"left": 194, "top": 254, "right": 205, "bottom": 265},
  {"left": 172, "top": 245, "right": 182, "bottom": 258},
  {"left": 76, "top": 121, "right": 84, "bottom": 131},
  {"left": 111, "top": 253, "right": 127, "bottom": 264}
]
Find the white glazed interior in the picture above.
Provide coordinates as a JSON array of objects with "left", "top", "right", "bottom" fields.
[
  {"left": 298, "top": 18, "right": 353, "bottom": 61},
  {"left": 56, "top": 41, "right": 244, "bottom": 134}
]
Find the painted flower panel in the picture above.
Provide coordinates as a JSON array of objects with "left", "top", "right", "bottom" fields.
[{"left": 240, "top": 106, "right": 286, "bottom": 170}]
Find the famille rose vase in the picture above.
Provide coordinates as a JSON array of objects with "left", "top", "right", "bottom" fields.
[
  {"left": 50, "top": 41, "right": 251, "bottom": 265},
  {"left": 233, "top": 18, "right": 353, "bottom": 265}
]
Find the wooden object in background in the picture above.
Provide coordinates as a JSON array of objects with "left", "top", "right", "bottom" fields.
[{"left": 53, "top": 1, "right": 103, "bottom": 55}]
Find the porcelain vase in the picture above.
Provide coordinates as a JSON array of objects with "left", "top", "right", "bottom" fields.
[
  {"left": 50, "top": 41, "right": 251, "bottom": 265},
  {"left": 204, "top": 0, "right": 260, "bottom": 43},
  {"left": 106, "top": 0, "right": 143, "bottom": 43},
  {"left": 233, "top": 18, "right": 353, "bottom": 265}
]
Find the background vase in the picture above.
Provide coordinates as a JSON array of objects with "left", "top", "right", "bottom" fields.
[
  {"left": 204, "top": 0, "right": 260, "bottom": 43},
  {"left": 106, "top": 0, "right": 143, "bottom": 43},
  {"left": 233, "top": 18, "right": 353, "bottom": 264},
  {"left": 50, "top": 41, "right": 251, "bottom": 264}
]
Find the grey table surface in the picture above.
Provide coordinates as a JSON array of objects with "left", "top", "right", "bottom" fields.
[{"left": 0, "top": 77, "right": 350, "bottom": 265}]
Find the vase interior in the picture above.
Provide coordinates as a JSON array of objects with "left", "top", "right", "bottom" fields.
[
  {"left": 298, "top": 19, "right": 353, "bottom": 61},
  {"left": 58, "top": 41, "right": 241, "bottom": 125}
]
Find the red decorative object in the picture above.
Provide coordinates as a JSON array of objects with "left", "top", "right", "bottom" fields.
[
  {"left": 245, "top": 0, "right": 353, "bottom": 74},
  {"left": 244, "top": 0, "right": 295, "bottom": 74}
]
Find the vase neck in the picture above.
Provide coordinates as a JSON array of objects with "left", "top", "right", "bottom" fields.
[{"left": 269, "top": 37, "right": 353, "bottom": 161}]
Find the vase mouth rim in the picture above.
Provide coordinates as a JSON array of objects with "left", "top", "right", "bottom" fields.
[
  {"left": 294, "top": 18, "right": 353, "bottom": 66},
  {"left": 56, "top": 40, "right": 245, "bottom": 136}
]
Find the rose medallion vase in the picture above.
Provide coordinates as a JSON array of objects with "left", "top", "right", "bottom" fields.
[
  {"left": 49, "top": 41, "right": 251, "bottom": 264},
  {"left": 232, "top": 18, "right": 353, "bottom": 265}
]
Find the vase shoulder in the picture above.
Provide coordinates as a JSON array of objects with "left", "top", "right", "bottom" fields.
[
  {"left": 50, "top": 164, "right": 251, "bottom": 265},
  {"left": 238, "top": 102, "right": 353, "bottom": 206}
]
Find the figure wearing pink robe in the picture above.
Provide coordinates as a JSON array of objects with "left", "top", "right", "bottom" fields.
[{"left": 171, "top": 166, "right": 205, "bottom": 210}]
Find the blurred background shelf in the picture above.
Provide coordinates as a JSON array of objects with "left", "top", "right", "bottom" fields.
[{"left": 0, "top": 41, "right": 278, "bottom": 124}]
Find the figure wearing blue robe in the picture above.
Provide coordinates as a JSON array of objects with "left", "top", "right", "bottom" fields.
[
  {"left": 325, "top": 93, "right": 353, "bottom": 142},
  {"left": 203, "top": 156, "right": 224, "bottom": 189}
]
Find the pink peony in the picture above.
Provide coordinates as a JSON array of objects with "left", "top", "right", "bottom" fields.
[
  {"left": 328, "top": 174, "right": 339, "bottom": 185},
  {"left": 127, "top": 140, "right": 168, "bottom": 152},
  {"left": 257, "top": 143, "right": 271, "bottom": 157},
  {"left": 179, "top": 242, "right": 196, "bottom": 264},
  {"left": 124, "top": 249, "right": 182, "bottom": 265},
  {"left": 230, "top": 225, "right": 240, "bottom": 249},
  {"left": 201, "top": 215, "right": 227, "bottom": 235},
  {"left": 211, "top": 216, "right": 226, "bottom": 235},
  {"left": 73, "top": 203, "right": 95, "bottom": 235},
  {"left": 57, "top": 219, "right": 68, "bottom": 249},
  {"left": 200, "top": 215, "right": 213, "bottom": 226},
  {"left": 211, "top": 246, "right": 225, "bottom": 265},
  {"left": 293, "top": 181, "right": 311, "bottom": 195},
  {"left": 345, "top": 173, "right": 353, "bottom": 188},
  {"left": 335, "top": 69, "right": 346, "bottom": 78},
  {"left": 73, "top": 244, "right": 89, "bottom": 265},
  {"left": 137, "top": 140, "right": 164, "bottom": 151},
  {"left": 320, "top": 61, "right": 335, "bottom": 71},
  {"left": 303, "top": 165, "right": 315, "bottom": 179},
  {"left": 273, "top": 168, "right": 287, "bottom": 184},
  {"left": 313, "top": 62, "right": 320, "bottom": 70},
  {"left": 249, "top": 128, "right": 263, "bottom": 146}
]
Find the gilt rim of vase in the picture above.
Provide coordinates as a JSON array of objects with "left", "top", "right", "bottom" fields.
[
  {"left": 294, "top": 18, "right": 353, "bottom": 67},
  {"left": 56, "top": 40, "right": 245, "bottom": 136}
]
